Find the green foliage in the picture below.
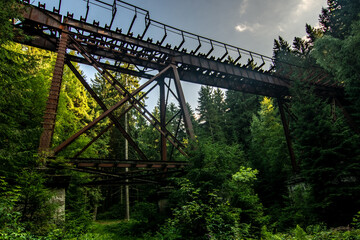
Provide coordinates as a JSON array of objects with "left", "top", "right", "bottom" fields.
[
  {"left": 313, "top": 19, "right": 360, "bottom": 125},
  {"left": 131, "top": 201, "right": 161, "bottom": 232},
  {"left": 249, "top": 97, "right": 292, "bottom": 228},
  {"left": 353, "top": 211, "right": 360, "bottom": 229},
  {"left": 0, "top": 175, "right": 58, "bottom": 239},
  {"left": 158, "top": 179, "right": 248, "bottom": 240},
  {"left": 289, "top": 80, "right": 360, "bottom": 226},
  {"left": 224, "top": 91, "right": 260, "bottom": 147},
  {"left": 0, "top": 44, "right": 52, "bottom": 176},
  {"left": 0, "top": 177, "right": 26, "bottom": 238},
  {"left": 0, "top": 0, "right": 25, "bottom": 46},
  {"left": 160, "top": 156, "right": 265, "bottom": 239},
  {"left": 196, "top": 86, "right": 226, "bottom": 142},
  {"left": 270, "top": 0, "right": 360, "bottom": 227},
  {"left": 261, "top": 224, "right": 360, "bottom": 240},
  {"left": 232, "top": 166, "right": 258, "bottom": 183},
  {"left": 17, "top": 170, "right": 58, "bottom": 235},
  {"left": 185, "top": 140, "right": 244, "bottom": 192},
  {"left": 319, "top": 0, "right": 360, "bottom": 39},
  {"left": 64, "top": 173, "right": 102, "bottom": 237}
]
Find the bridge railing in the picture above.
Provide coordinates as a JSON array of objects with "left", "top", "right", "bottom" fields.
[
  {"left": 22, "top": 0, "right": 276, "bottom": 70},
  {"left": 20, "top": 0, "right": 342, "bottom": 89}
]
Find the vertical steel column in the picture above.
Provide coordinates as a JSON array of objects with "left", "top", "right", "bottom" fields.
[
  {"left": 159, "top": 78, "right": 167, "bottom": 161},
  {"left": 278, "top": 99, "right": 298, "bottom": 173},
  {"left": 335, "top": 98, "right": 360, "bottom": 135},
  {"left": 171, "top": 65, "right": 195, "bottom": 141},
  {"left": 39, "top": 31, "right": 69, "bottom": 154}
]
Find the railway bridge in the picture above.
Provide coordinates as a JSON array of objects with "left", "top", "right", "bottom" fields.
[{"left": 14, "top": 0, "right": 347, "bottom": 186}]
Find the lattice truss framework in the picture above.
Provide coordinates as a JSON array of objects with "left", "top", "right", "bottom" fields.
[{"left": 13, "top": 0, "right": 349, "bottom": 185}]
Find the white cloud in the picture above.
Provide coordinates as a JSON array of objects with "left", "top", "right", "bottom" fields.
[
  {"left": 235, "top": 22, "right": 261, "bottom": 32},
  {"left": 294, "top": 0, "right": 313, "bottom": 16},
  {"left": 235, "top": 24, "right": 249, "bottom": 32},
  {"left": 239, "top": 0, "right": 249, "bottom": 16}
]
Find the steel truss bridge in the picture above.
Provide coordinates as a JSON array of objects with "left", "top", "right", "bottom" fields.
[{"left": 13, "top": 0, "right": 348, "bottom": 186}]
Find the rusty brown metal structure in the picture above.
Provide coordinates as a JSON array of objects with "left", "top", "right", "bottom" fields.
[{"left": 14, "top": 0, "right": 346, "bottom": 183}]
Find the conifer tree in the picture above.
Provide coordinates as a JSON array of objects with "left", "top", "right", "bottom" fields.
[{"left": 224, "top": 91, "right": 259, "bottom": 147}]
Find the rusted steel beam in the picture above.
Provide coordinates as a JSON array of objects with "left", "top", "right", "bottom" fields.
[
  {"left": 66, "top": 54, "right": 154, "bottom": 79},
  {"left": 52, "top": 65, "right": 171, "bottom": 154},
  {"left": 22, "top": 5, "right": 63, "bottom": 29},
  {"left": 95, "top": 169, "right": 184, "bottom": 182},
  {"left": 159, "top": 78, "right": 167, "bottom": 161},
  {"left": 73, "top": 78, "right": 159, "bottom": 158},
  {"left": 74, "top": 123, "right": 114, "bottom": 158},
  {"left": 20, "top": 32, "right": 341, "bottom": 99},
  {"left": 62, "top": 17, "right": 289, "bottom": 88},
  {"left": 278, "top": 99, "right": 298, "bottom": 173},
  {"left": 66, "top": 60, "right": 148, "bottom": 160},
  {"left": 69, "top": 36, "right": 187, "bottom": 155},
  {"left": 171, "top": 65, "right": 195, "bottom": 141},
  {"left": 335, "top": 98, "right": 360, "bottom": 135},
  {"left": 84, "top": 180, "right": 154, "bottom": 186},
  {"left": 62, "top": 158, "right": 189, "bottom": 168},
  {"left": 83, "top": 170, "right": 184, "bottom": 186},
  {"left": 38, "top": 31, "right": 69, "bottom": 154}
]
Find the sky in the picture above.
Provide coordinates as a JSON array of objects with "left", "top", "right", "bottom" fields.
[{"left": 32, "top": 0, "right": 328, "bottom": 111}]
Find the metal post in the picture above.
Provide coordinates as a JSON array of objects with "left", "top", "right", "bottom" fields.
[
  {"left": 278, "top": 99, "right": 298, "bottom": 173},
  {"left": 39, "top": 31, "right": 68, "bottom": 155},
  {"left": 159, "top": 78, "right": 167, "bottom": 161},
  {"left": 335, "top": 98, "right": 360, "bottom": 135},
  {"left": 171, "top": 65, "right": 195, "bottom": 141},
  {"left": 124, "top": 114, "right": 130, "bottom": 220},
  {"left": 125, "top": 79, "right": 130, "bottom": 221}
]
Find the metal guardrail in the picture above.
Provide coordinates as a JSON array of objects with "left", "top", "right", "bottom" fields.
[{"left": 23, "top": 0, "right": 275, "bottom": 70}]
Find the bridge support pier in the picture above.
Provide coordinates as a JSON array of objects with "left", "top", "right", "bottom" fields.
[
  {"left": 50, "top": 187, "right": 66, "bottom": 224},
  {"left": 45, "top": 175, "right": 70, "bottom": 225},
  {"left": 157, "top": 186, "right": 173, "bottom": 215}
]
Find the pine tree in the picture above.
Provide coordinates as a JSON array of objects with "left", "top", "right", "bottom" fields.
[
  {"left": 0, "top": 44, "right": 54, "bottom": 176},
  {"left": 289, "top": 80, "right": 360, "bottom": 226},
  {"left": 319, "top": 0, "right": 360, "bottom": 39},
  {"left": 249, "top": 97, "right": 291, "bottom": 225},
  {"left": 224, "top": 91, "right": 259, "bottom": 147},
  {"left": 196, "top": 86, "right": 225, "bottom": 142}
]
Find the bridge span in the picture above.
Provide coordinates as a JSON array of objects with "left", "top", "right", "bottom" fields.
[{"left": 14, "top": 0, "right": 347, "bottom": 184}]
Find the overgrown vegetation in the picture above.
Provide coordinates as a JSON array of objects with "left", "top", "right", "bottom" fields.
[{"left": 1, "top": 0, "right": 360, "bottom": 239}]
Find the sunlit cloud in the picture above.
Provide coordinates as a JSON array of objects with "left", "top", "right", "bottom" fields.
[
  {"left": 235, "top": 24, "right": 249, "bottom": 32},
  {"left": 235, "top": 23, "right": 261, "bottom": 32},
  {"left": 294, "top": 0, "right": 313, "bottom": 16}
]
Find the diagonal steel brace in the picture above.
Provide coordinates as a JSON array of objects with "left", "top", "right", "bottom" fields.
[
  {"left": 69, "top": 35, "right": 187, "bottom": 154},
  {"left": 53, "top": 65, "right": 172, "bottom": 154},
  {"left": 66, "top": 60, "right": 148, "bottom": 160}
]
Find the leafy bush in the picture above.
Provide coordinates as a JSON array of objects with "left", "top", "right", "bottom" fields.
[
  {"left": 156, "top": 178, "right": 257, "bottom": 240},
  {"left": 353, "top": 211, "right": 360, "bottom": 229},
  {"left": 261, "top": 225, "right": 360, "bottom": 240}
]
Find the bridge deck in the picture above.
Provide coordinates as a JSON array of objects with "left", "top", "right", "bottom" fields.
[{"left": 17, "top": 3, "right": 343, "bottom": 98}]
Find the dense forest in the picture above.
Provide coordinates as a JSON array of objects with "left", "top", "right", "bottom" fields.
[{"left": 1, "top": 0, "right": 360, "bottom": 239}]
